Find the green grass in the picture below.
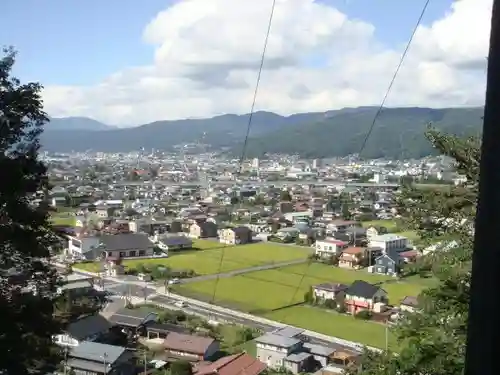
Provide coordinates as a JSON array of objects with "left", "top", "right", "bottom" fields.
[
  {"left": 50, "top": 212, "right": 75, "bottom": 226},
  {"left": 362, "top": 219, "right": 399, "bottom": 231},
  {"left": 176, "top": 262, "right": 426, "bottom": 310},
  {"left": 394, "top": 230, "right": 420, "bottom": 241},
  {"left": 73, "top": 241, "right": 312, "bottom": 275},
  {"left": 264, "top": 306, "right": 396, "bottom": 350}
]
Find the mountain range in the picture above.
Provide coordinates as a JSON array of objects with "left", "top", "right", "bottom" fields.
[{"left": 41, "top": 107, "right": 484, "bottom": 159}]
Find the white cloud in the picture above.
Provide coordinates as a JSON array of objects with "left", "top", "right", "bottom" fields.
[{"left": 42, "top": 0, "right": 491, "bottom": 126}]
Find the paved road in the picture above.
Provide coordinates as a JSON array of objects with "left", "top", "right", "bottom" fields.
[
  {"left": 147, "top": 294, "right": 353, "bottom": 352},
  {"left": 73, "top": 268, "right": 371, "bottom": 354},
  {"left": 177, "top": 259, "right": 307, "bottom": 284}
]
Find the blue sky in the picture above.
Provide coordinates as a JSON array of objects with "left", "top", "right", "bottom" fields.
[{"left": 1, "top": 0, "right": 453, "bottom": 86}]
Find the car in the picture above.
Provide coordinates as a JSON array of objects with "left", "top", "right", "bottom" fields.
[
  {"left": 168, "top": 278, "right": 180, "bottom": 285},
  {"left": 174, "top": 301, "right": 187, "bottom": 308}
]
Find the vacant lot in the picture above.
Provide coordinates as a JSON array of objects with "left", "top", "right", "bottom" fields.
[
  {"left": 74, "top": 241, "right": 311, "bottom": 275},
  {"left": 176, "top": 262, "right": 426, "bottom": 311}
]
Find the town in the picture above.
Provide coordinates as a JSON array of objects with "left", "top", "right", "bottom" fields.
[{"left": 41, "top": 150, "right": 459, "bottom": 375}]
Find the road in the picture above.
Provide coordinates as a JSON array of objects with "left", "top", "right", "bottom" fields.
[
  {"left": 72, "top": 270, "right": 371, "bottom": 354},
  {"left": 176, "top": 259, "right": 307, "bottom": 284}
]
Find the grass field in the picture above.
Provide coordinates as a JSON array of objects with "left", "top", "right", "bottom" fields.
[
  {"left": 175, "top": 262, "right": 427, "bottom": 310},
  {"left": 264, "top": 306, "right": 396, "bottom": 349},
  {"left": 362, "top": 219, "right": 399, "bottom": 231},
  {"left": 74, "top": 241, "right": 312, "bottom": 275},
  {"left": 50, "top": 212, "right": 75, "bottom": 226}
]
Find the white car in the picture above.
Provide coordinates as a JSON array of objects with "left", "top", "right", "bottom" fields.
[
  {"left": 174, "top": 301, "right": 187, "bottom": 308},
  {"left": 168, "top": 278, "right": 180, "bottom": 285}
]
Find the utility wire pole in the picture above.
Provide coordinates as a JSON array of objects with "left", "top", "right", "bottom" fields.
[{"left": 465, "top": 1, "right": 500, "bottom": 374}]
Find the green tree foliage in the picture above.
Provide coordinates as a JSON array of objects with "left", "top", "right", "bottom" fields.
[
  {"left": 170, "top": 360, "right": 193, "bottom": 375},
  {"left": 280, "top": 190, "right": 292, "bottom": 202},
  {"left": 346, "top": 126, "right": 477, "bottom": 375},
  {"left": 0, "top": 48, "right": 63, "bottom": 374}
]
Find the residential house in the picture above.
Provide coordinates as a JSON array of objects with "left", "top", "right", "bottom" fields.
[
  {"left": 344, "top": 280, "right": 388, "bottom": 314},
  {"left": 194, "top": 352, "right": 267, "bottom": 375},
  {"left": 66, "top": 230, "right": 101, "bottom": 260},
  {"left": 190, "top": 222, "right": 218, "bottom": 239},
  {"left": 284, "top": 211, "right": 313, "bottom": 224},
  {"left": 365, "top": 226, "right": 388, "bottom": 240},
  {"left": 144, "top": 321, "right": 190, "bottom": 340},
  {"left": 312, "top": 283, "right": 348, "bottom": 303},
  {"left": 399, "top": 250, "right": 419, "bottom": 263},
  {"left": 373, "top": 252, "right": 401, "bottom": 276},
  {"left": 326, "top": 220, "right": 359, "bottom": 232},
  {"left": 219, "top": 227, "right": 252, "bottom": 245},
  {"left": 283, "top": 352, "right": 313, "bottom": 374},
  {"left": 66, "top": 341, "right": 133, "bottom": 375},
  {"left": 338, "top": 247, "right": 366, "bottom": 269},
  {"left": 100, "top": 233, "right": 154, "bottom": 258},
  {"left": 58, "top": 273, "right": 94, "bottom": 295},
  {"left": 314, "top": 239, "right": 348, "bottom": 258},
  {"left": 255, "top": 333, "right": 303, "bottom": 369},
  {"left": 400, "top": 296, "right": 419, "bottom": 313},
  {"left": 54, "top": 315, "right": 113, "bottom": 347},
  {"left": 302, "top": 343, "right": 336, "bottom": 368},
  {"left": 163, "top": 332, "right": 220, "bottom": 361},
  {"left": 368, "top": 234, "right": 408, "bottom": 252},
  {"left": 107, "top": 308, "right": 158, "bottom": 336},
  {"left": 156, "top": 234, "right": 193, "bottom": 252}
]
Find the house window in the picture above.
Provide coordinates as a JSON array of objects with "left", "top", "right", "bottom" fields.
[
  {"left": 119, "top": 251, "right": 126, "bottom": 257},
  {"left": 129, "top": 251, "right": 136, "bottom": 257},
  {"left": 139, "top": 250, "right": 145, "bottom": 256},
  {"left": 378, "top": 259, "right": 383, "bottom": 265}
]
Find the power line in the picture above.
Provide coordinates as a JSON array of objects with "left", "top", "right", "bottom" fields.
[
  {"left": 237, "top": 0, "right": 277, "bottom": 172},
  {"left": 281, "top": 0, "right": 431, "bottom": 316},
  {"left": 357, "top": 0, "right": 431, "bottom": 158},
  {"left": 210, "top": 0, "right": 277, "bottom": 304}
]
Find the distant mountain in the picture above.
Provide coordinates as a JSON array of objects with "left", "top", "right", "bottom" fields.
[
  {"left": 46, "top": 117, "right": 112, "bottom": 131},
  {"left": 40, "top": 111, "right": 321, "bottom": 153},
  {"left": 228, "top": 106, "right": 484, "bottom": 159},
  {"left": 40, "top": 107, "right": 484, "bottom": 158}
]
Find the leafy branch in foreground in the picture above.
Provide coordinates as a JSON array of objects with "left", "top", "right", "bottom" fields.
[
  {"left": 0, "top": 47, "right": 63, "bottom": 374},
  {"left": 346, "top": 125, "right": 478, "bottom": 375}
]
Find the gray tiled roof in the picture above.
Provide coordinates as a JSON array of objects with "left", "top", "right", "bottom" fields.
[
  {"left": 303, "top": 342, "right": 336, "bottom": 357},
  {"left": 70, "top": 341, "right": 125, "bottom": 364},
  {"left": 254, "top": 333, "right": 301, "bottom": 348},
  {"left": 66, "top": 314, "right": 113, "bottom": 341},
  {"left": 100, "top": 233, "right": 152, "bottom": 251},
  {"left": 285, "top": 352, "right": 312, "bottom": 363}
]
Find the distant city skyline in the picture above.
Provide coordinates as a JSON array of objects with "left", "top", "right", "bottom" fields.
[{"left": 1, "top": 0, "right": 491, "bottom": 126}]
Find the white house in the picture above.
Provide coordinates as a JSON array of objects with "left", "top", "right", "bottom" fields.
[
  {"left": 368, "top": 234, "right": 408, "bottom": 252},
  {"left": 284, "top": 211, "right": 313, "bottom": 223},
  {"left": 314, "top": 239, "right": 348, "bottom": 258},
  {"left": 66, "top": 233, "right": 100, "bottom": 260}
]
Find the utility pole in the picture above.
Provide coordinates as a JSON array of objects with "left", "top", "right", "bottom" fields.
[
  {"left": 465, "top": 1, "right": 500, "bottom": 374},
  {"left": 102, "top": 352, "right": 108, "bottom": 375},
  {"left": 144, "top": 350, "right": 148, "bottom": 375}
]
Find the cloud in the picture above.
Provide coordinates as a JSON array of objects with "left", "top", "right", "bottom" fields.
[{"left": 42, "top": 0, "right": 491, "bottom": 126}]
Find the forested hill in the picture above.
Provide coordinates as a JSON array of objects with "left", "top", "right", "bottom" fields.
[
  {"left": 41, "top": 107, "right": 483, "bottom": 157},
  {"left": 228, "top": 106, "right": 484, "bottom": 159}
]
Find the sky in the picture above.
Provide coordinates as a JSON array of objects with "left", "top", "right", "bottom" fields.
[{"left": 0, "top": 0, "right": 492, "bottom": 126}]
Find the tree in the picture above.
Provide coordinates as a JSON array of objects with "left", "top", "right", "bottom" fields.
[
  {"left": 0, "top": 48, "right": 63, "bottom": 374},
  {"left": 170, "top": 360, "right": 193, "bottom": 375},
  {"left": 280, "top": 190, "right": 292, "bottom": 202},
  {"left": 345, "top": 126, "right": 477, "bottom": 375}
]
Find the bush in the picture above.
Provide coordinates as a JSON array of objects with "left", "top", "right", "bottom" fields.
[
  {"left": 355, "top": 310, "right": 372, "bottom": 320},
  {"left": 337, "top": 305, "right": 347, "bottom": 314}
]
